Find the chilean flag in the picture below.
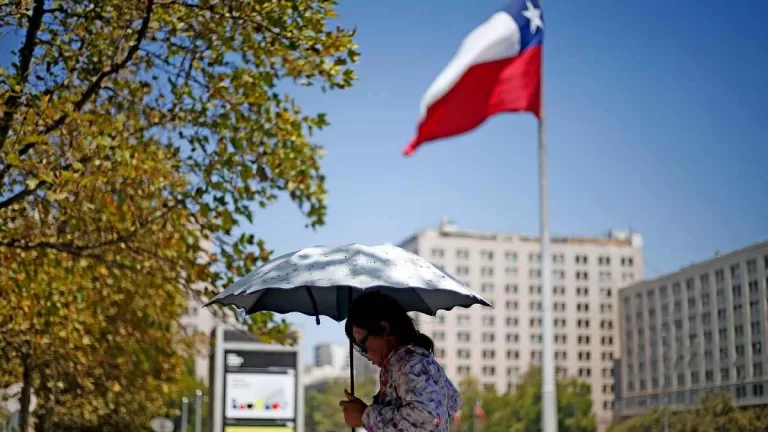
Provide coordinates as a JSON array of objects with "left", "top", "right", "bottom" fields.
[{"left": 403, "top": 0, "right": 543, "bottom": 156}]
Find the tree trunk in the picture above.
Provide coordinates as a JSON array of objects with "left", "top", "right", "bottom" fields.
[
  {"left": 40, "top": 394, "right": 55, "bottom": 432},
  {"left": 19, "top": 358, "right": 32, "bottom": 432}
]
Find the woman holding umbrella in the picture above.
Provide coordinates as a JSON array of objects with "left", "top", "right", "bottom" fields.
[{"left": 339, "top": 291, "right": 461, "bottom": 431}]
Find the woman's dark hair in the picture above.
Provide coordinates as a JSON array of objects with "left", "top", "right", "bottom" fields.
[{"left": 345, "top": 291, "right": 434, "bottom": 353}]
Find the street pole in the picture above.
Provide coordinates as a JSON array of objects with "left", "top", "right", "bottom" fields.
[
  {"left": 538, "top": 14, "right": 557, "bottom": 430},
  {"left": 181, "top": 397, "right": 189, "bottom": 432},
  {"left": 536, "top": 2, "right": 556, "bottom": 431},
  {"left": 195, "top": 390, "right": 203, "bottom": 432}
]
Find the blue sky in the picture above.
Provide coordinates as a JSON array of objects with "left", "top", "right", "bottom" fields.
[
  {"left": 263, "top": 0, "right": 768, "bottom": 361},
  {"left": 3, "top": 1, "right": 767, "bottom": 363}
]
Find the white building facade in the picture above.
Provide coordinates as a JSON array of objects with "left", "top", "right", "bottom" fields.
[
  {"left": 615, "top": 242, "right": 768, "bottom": 419},
  {"left": 400, "top": 220, "right": 643, "bottom": 430}
]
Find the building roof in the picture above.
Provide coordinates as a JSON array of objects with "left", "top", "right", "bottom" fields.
[{"left": 399, "top": 219, "right": 642, "bottom": 248}]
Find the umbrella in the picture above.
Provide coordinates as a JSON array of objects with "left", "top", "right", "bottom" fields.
[{"left": 205, "top": 243, "right": 491, "bottom": 402}]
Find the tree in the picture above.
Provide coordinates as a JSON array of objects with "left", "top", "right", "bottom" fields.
[
  {"left": 455, "top": 368, "right": 596, "bottom": 432},
  {"left": 0, "top": 0, "right": 358, "bottom": 306},
  {"left": 608, "top": 392, "right": 768, "bottom": 432},
  {"left": 305, "top": 377, "right": 378, "bottom": 432},
  {"left": 1, "top": 0, "right": 358, "bottom": 429}
]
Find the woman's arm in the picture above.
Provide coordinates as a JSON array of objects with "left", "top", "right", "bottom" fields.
[{"left": 362, "top": 356, "right": 445, "bottom": 431}]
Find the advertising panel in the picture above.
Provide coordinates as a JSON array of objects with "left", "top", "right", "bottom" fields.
[
  {"left": 222, "top": 349, "right": 298, "bottom": 431},
  {"left": 225, "top": 372, "right": 296, "bottom": 420},
  {"left": 210, "top": 327, "right": 302, "bottom": 432}
]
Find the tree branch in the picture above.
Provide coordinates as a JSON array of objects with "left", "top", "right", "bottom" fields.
[
  {"left": 0, "top": 200, "right": 181, "bottom": 253},
  {"left": 0, "top": 0, "right": 46, "bottom": 152},
  {"left": 0, "top": 181, "right": 46, "bottom": 211},
  {"left": 5, "top": 0, "right": 156, "bottom": 167}
]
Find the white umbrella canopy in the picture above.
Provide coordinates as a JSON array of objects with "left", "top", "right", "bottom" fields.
[{"left": 205, "top": 243, "right": 491, "bottom": 322}]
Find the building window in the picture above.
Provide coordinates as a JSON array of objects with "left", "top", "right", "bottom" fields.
[
  {"left": 531, "top": 334, "right": 542, "bottom": 344},
  {"left": 577, "top": 303, "right": 590, "bottom": 313},
  {"left": 431, "top": 248, "right": 445, "bottom": 258},
  {"left": 480, "top": 250, "right": 494, "bottom": 261},
  {"left": 578, "top": 368, "right": 592, "bottom": 378},
  {"left": 456, "top": 249, "right": 469, "bottom": 259},
  {"left": 621, "top": 257, "right": 634, "bottom": 267},
  {"left": 575, "top": 254, "right": 589, "bottom": 265},
  {"left": 754, "top": 384, "right": 764, "bottom": 397},
  {"left": 553, "top": 269, "right": 565, "bottom": 280},
  {"left": 552, "top": 253, "right": 565, "bottom": 264},
  {"left": 731, "top": 264, "right": 741, "bottom": 281},
  {"left": 507, "top": 349, "right": 520, "bottom": 360},
  {"left": 530, "top": 285, "right": 542, "bottom": 295},
  {"left": 457, "top": 315, "right": 470, "bottom": 325},
  {"left": 505, "top": 267, "right": 518, "bottom": 276},
  {"left": 529, "top": 253, "right": 541, "bottom": 263},
  {"left": 481, "top": 283, "right": 494, "bottom": 294},
  {"left": 599, "top": 271, "right": 612, "bottom": 282},
  {"left": 578, "top": 335, "right": 591, "bottom": 345},
  {"left": 736, "top": 385, "right": 747, "bottom": 399},
  {"left": 457, "top": 332, "right": 471, "bottom": 342},
  {"left": 505, "top": 251, "right": 518, "bottom": 262},
  {"left": 555, "top": 334, "right": 567, "bottom": 344},
  {"left": 530, "top": 301, "right": 542, "bottom": 311},
  {"left": 506, "top": 333, "right": 519, "bottom": 343},
  {"left": 598, "top": 256, "right": 611, "bottom": 266},
  {"left": 457, "top": 348, "right": 471, "bottom": 359},
  {"left": 457, "top": 365, "right": 471, "bottom": 375},
  {"left": 506, "top": 300, "right": 518, "bottom": 310},
  {"left": 576, "top": 286, "right": 589, "bottom": 296},
  {"left": 576, "top": 271, "right": 589, "bottom": 281},
  {"left": 482, "top": 316, "right": 495, "bottom": 326},
  {"left": 577, "top": 319, "right": 590, "bottom": 329},
  {"left": 456, "top": 266, "right": 469, "bottom": 276},
  {"left": 530, "top": 268, "right": 541, "bottom": 279},
  {"left": 505, "top": 284, "right": 518, "bottom": 294},
  {"left": 481, "top": 267, "right": 494, "bottom": 277},
  {"left": 482, "top": 349, "right": 496, "bottom": 359},
  {"left": 432, "top": 331, "right": 445, "bottom": 341},
  {"left": 507, "top": 317, "right": 519, "bottom": 326},
  {"left": 482, "top": 332, "right": 495, "bottom": 343}
]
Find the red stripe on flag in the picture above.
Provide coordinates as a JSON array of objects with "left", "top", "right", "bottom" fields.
[{"left": 404, "top": 45, "right": 542, "bottom": 156}]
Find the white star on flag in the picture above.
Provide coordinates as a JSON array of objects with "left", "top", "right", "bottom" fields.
[{"left": 522, "top": 0, "right": 544, "bottom": 34}]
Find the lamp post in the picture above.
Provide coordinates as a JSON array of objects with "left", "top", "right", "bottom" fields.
[
  {"left": 181, "top": 397, "right": 189, "bottom": 432},
  {"left": 195, "top": 390, "right": 203, "bottom": 432}
]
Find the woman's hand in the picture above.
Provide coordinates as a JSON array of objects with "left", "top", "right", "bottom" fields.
[{"left": 339, "top": 389, "right": 367, "bottom": 428}]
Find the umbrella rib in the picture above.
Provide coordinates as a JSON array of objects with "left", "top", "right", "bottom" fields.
[
  {"left": 411, "top": 288, "right": 436, "bottom": 316},
  {"left": 305, "top": 286, "right": 321, "bottom": 325}
]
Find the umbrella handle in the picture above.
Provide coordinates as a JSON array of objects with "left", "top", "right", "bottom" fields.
[
  {"left": 348, "top": 288, "right": 356, "bottom": 432},
  {"left": 348, "top": 287, "right": 355, "bottom": 396}
]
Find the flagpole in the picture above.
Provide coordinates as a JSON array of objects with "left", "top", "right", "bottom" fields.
[{"left": 538, "top": 3, "right": 558, "bottom": 427}]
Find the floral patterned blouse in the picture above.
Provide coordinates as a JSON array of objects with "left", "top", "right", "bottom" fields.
[{"left": 362, "top": 345, "right": 461, "bottom": 431}]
